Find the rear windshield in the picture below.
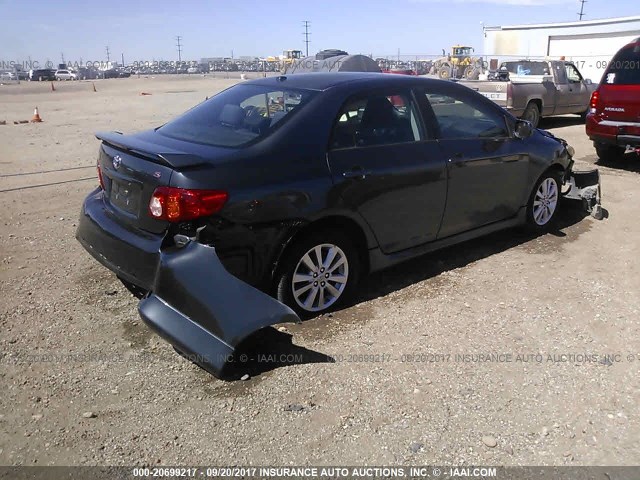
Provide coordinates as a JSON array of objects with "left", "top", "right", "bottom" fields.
[
  {"left": 501, "top": 61, "right": 549, "bottom": 76},
  {"left": 603, "top": 44, "right": 640, "bottom": 85},
  {"left": 158, "top": 84, "right": 317, "bottom": 147}
]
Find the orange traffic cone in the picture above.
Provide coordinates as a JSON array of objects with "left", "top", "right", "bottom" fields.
[
  {"left": 31, "top": 107, "right": 43, "bottom": 123},
  {"left": 51, "top": 82, "right": 55, "bottom": 92},
  {"left": 92, "top": 82, "right": 97, "bottom": 92}
]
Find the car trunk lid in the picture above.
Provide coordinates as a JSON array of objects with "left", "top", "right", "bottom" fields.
[{"left": 96, "top": 131, "right": 217, "bottom": 234}]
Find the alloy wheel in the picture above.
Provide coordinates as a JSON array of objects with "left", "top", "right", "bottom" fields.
[
  {"left": 533, "top": 177, "right": 558, "bottom": 226},
  {"left": 291, "top": 243, "right": 349, "bottom": 312}
]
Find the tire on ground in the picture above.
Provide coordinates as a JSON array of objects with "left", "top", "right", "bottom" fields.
[
  {"left": 276, "top": 230, "right": 361, "bottom": 317},
  {"left": 522, "top": 101, "right": 541, "bottom": 128},
  {"left": 595, "top": 143, "right": 626, "bottom": 162},
  {"left": 526, "top": 169, "right": 562, "bottom": 231}
]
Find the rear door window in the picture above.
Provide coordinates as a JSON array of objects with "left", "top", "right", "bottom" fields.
[
  {"left": 603, "top": 45, "right": 640, "bottom": 85},
  {"left": 330, "top": 92, "right": 423, "bottom": 149}
]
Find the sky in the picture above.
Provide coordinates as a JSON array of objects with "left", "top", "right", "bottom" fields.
[{"left": 1, "top": 0, "right": 639, "bottom": 66}]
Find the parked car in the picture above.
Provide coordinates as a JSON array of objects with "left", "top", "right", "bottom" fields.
[
  {"left": 76, "top": 73, "right": 599, "bottom": 376},
  {"left": 586, "top": 37, "right": 640, "bottom": 161},
  {"left": 55, "top": 69, "right": 77, "bottom": 80},
  {"left": 102, "top": 68, "right": 131, "bottom": 79},
  {"left": 458, "top": 60, "right": 596, "bottom": 128},
  {"left": 0, "top": 71, "right": 17, "bottom": 82},
  {"left": 29, "top": 69, "right": 56, "bottom": 81}
]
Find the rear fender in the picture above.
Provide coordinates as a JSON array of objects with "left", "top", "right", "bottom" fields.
[{"left": 138, "top": 236, "right": 300, "bottom": 377}]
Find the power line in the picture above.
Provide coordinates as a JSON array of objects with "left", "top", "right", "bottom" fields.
[
  {"left": 302, "top": 21, "right": 311, "bottom": 57},
  {"left": 176, "top": 35, "right": 183, "bottom": 62},
  {"left": 578, "top": 0, "right": 587, "bottom": 20}
]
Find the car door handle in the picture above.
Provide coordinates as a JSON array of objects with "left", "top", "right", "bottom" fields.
[
  {"left": 448, "top": 153, "right": 464, "bottom": 163},
  {"left": 342, "top": 167, "right": 371, "bottom": 179}
]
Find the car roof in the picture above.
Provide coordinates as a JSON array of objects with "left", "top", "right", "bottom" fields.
[{"left": 243, "top": 72, "right": 448, "bottom": 91}]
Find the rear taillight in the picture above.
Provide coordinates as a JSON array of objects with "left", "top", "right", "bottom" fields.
[
  {"left": 506, "top": 82, "right": 513, "bottom": 107},
  {"left": 97, "top": 160, "right": 105, "bottom": 190},
  {"left": 589, "top": 90, "right": 600, "bottom": 114},
  {"left": 148, "top": 187, "right": 228, "bottom": 222}
]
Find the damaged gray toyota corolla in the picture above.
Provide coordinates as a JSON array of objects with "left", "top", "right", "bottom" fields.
[{"left": 76, "top": 73, "right": 602, "bottom": 377}]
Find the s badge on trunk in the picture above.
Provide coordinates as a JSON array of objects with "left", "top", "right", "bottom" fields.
[{"left": 112, "top": 155, "right": 122, "bottom": 170}]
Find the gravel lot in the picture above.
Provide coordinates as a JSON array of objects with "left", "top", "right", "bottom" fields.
[{"left": 1, "top": 75, "right": 639, "bottom": 467}]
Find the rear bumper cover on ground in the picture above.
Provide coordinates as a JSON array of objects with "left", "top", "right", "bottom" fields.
[{"left": 138, "top": 238, "right": 300, "bottom": 377}]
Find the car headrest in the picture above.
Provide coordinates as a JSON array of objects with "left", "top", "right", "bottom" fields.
[
  {"left": 220, "top": 104, "right": 245, "bottom": 128},
  {"left": 362, "top": 97, "right": 396, "bottom": 127}
]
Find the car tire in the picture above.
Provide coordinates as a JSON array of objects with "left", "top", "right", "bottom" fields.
[
  {"left": 595, "top": 143, "right": 626, "bottom": 162},
  {"left": 526, "top": 170, "right": 562, "bottom": 231},
  {"left": 276, "top": 231, "right": 360, "bottom": 317},
  {"left": 522, "top": 102, "right": 540, "bottom": 128}
]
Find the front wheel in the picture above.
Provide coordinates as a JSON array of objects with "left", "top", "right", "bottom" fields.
[
  {"left": 438, "top": 66, "right": 451, "bottom": 80},
  {"left": 526, "top": 170, "right": 561, "bottom": 231},
  {"left": 276, "top": 232, "right": 360, "bottom": 317}
]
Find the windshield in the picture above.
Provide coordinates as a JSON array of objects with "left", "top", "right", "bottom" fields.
[
  {"left": 603, "top": 45, "right": 640, "bottom": 85},
  {"left": 158, "top": 84, "right": 317, "bottom": 147}
]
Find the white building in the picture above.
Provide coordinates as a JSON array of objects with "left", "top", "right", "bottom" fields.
[{"left": 483, "top": 16, "right": 640, "bottom": 83}]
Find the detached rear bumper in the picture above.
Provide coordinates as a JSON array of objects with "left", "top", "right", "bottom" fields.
[
  {"left": 138, "top": 238, "right": 300, "bottom": 377},
  {"left": 76, "top": 188, "right": 162, "bottom": 291}
]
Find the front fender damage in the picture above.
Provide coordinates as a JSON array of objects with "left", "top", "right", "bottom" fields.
[{"left": 138, "top": 237, "right": 300, "bottom": 377}]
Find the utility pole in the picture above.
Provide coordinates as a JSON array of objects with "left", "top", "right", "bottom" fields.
[
  {"left": 61, "top": 52, "right": 65, "bottom": 65},
  {"left": 578, "top": 0, "right": 587, "bottom": 20},
  {"left": 105, "top": 46, "right": 110, "bottom": 63},
  {"left": 121, "top": 53, "right": 125, "bottom": 67},
  {"left": 176, "top": 36, "right": 183, "bottom": 62},
  {"left": 302, "top": 21, "right": 311, "bottom": 57}
]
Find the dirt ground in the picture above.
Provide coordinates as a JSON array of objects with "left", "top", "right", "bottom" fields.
[{"left": 1, "top": 75, "right": 639, "bottom": 467}]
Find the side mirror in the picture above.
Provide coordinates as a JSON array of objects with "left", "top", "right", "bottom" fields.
[{"left": 514, "top": 120, "right": 533, "bottom": 139}]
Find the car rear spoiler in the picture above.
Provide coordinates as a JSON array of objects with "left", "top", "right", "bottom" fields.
[
  {"left": 138, "top": 235, "right": 300, "bottom": 377},
  {"left": 96, "top": 131, "right": 208, "bottom": 169}
]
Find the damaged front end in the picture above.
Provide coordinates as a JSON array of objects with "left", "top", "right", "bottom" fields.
[
  {"left": 542, "top": 130, "right": 603, "bottom": 220},
  {"left": 138, "top": 235, "right": 300, "bottom": 378}
]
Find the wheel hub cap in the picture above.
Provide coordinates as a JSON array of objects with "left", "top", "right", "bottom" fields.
[{"left": 291, "top": 244, "right": 349, "bottom": 312}]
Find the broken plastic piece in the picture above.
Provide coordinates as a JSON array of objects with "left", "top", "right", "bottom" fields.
[
  {"left": 563, "top": 169, "right": 602, "bottom": 220},
  {"left": 138, "top": 237, "right": 299, "bottom": 377}
]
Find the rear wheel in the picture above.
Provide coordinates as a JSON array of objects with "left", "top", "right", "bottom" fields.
[
  {"left": 276, "top": 231, "right": 360, "bottom": 317},
  {"left": 595, "top": 143, "right": 626, "bottom": 162},
  {"left": 526, "top": 170, "right": 561, "bottom": 231},
  {"left": 522, "top": 102, "right": 540, "bottom": 128}
]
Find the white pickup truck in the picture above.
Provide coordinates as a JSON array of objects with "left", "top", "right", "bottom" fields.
[{"left": 457, "top": 60, "right": 597, "bottom": 128}]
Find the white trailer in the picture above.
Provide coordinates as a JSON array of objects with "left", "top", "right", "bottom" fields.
[{"left": 483, "top": 16, "right": 640, "bottom": 84}]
